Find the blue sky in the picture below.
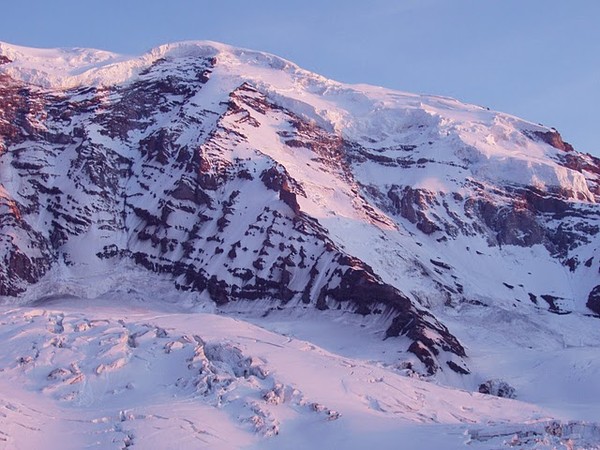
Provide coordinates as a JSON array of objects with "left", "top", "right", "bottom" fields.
[{"left": 2, "top": 0, "right": 599, "bottom": 156}]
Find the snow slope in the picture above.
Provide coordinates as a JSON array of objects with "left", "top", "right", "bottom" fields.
[
  {"left": 2, "top": 293, "right": 600, "bottom": 449},
  {"left": 0, "top": 296, "right": 582, "bottom": 450},
  {"left": 1, "top": 40, "right": 599, "bottom": 448}
]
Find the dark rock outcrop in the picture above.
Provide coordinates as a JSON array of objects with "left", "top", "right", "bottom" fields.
[
  {"left": 387, "top": 186, "right": 441, "bottom": 234},
  {"left": 586, "top": 285, "right": 600, "bottom": 315},
  {"left": 260, "top": 166, "right": 301, "bottom": 214},
  {"left": 525, "top": 129, "right": 575, "bottom": 153},
  {"left": 478, "top": 379, "right": 516, "bottom": 399}
]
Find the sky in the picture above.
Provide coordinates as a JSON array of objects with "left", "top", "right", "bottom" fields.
[{"left": 2, "top": 0, "right": 599, "bottom": 156}]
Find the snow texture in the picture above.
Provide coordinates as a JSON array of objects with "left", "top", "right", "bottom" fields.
[{"left": 0, "top": 40, "right": 599, "bottom": 449}]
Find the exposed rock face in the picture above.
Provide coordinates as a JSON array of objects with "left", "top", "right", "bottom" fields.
[
  {"left": 260, "top": 166, "right": 301, "bottom": 214},
  {"left": 388, "top": 186, "right": 441, "bottom": 235},
  {"left": 383, "top": 180, "right": 598, "bottom": 258},
  {"left": 478, "top": 379, "right": 516, "bottom": 399},
  {"left": 587, "top": 286, "right": 600, "bottom": 315},
  {"left": 0, "top": 51, "right": 467, "bottom": 374},
  {"left": 525, "top": 129, "right": 575, "bottom": 153},
  {"left": 1, "top": 41, "right": 599, "bottom": 375}
]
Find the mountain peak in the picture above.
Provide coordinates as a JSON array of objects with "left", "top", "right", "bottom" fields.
[
  {"left": 0, "top": 40, "right": 308, "bottom": 90},
  {"left": 1, "top": 39, "right": 600, "bottom": 447},
  {"left": 0, "top": 39, "right": 599, "bottom": 366}
]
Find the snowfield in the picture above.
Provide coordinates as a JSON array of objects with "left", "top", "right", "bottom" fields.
[
  {"left": 0, "top": 292, "right": 598, "bottom": 449},
  {"left": 0, "top": 301, "right": 562, "bottom": 449}
]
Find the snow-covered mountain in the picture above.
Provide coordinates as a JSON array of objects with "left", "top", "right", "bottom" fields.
[{"left": 1, "top": 41, "right": 599, "bottom": 449}]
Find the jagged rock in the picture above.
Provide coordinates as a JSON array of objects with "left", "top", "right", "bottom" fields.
[
  {"left": 388, "top": 185, "right": 440, "bottom": 234},
  {"left": 260, "top": 167, "right": 301, "bottom": 214},
  {"left": 525, "top": 129, "right": 575, "bottom": 152},
  {"left": 478, "top": 379, "right": 516, "bottom": 399},
  {"left": 586, "top": 285, "right": 600, "bottom": 315},
  {"left": 446, "top": 360, "right": 470, "bottom": 375}
]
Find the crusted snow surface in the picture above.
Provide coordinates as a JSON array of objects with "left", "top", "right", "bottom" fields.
[{"left": 0, "top": 296, "right": 573, "bottom": 450}]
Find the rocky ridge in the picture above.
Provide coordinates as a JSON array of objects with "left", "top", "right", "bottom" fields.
[{"left": 0, "top": 41, "right": 599, "bottom": 376}]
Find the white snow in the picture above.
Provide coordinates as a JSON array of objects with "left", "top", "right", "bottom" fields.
[
  {"left": 1, "top": 40, "right": 599, "bottom": 449},
  {"left": 0, "top": 297, "right": 564, "bottom": 450},
  {"left": 1, "top": 39, "right": 594, "bottom": 201}
]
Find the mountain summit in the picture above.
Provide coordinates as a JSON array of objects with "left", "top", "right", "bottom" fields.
[
  {"left": 1, "top": 40, "right": 599, "bottom": 375},
  {"left": 1, "top": 40, "right": 600, "bottom": 449}
]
